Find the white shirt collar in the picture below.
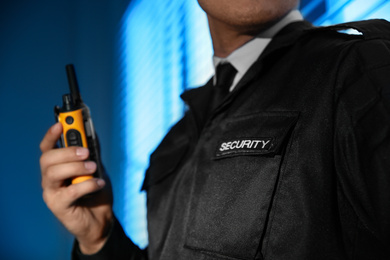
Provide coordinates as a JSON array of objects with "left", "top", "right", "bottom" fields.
[{"left": 213, "top": 10, "right": 303, "bottom": 91}]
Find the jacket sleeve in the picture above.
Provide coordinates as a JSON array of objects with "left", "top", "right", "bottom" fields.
[
  {"left": 72, "top": 216, "right": 148, "bottom": 260},
  {"left": 334, "top": 38, "right": 390, "bottom": 257}
]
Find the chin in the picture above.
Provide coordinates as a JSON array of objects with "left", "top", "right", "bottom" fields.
[
  {"left": 225, "top": 10, "right": 283, "bottom": 32},
  {"left": 198, "top": 0, "right": 298, "bottom": 27}
]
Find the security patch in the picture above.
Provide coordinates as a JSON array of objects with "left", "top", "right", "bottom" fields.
[{"left": 215, "top": 137, "right": 274, "bottom": 158}]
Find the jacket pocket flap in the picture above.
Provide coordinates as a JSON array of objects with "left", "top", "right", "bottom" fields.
[
  {"left": 214, "top": 111, "right": 299, "bottom": 159},
  {"left": 184, "top": 111, "right": 300, "bottom": 259}
]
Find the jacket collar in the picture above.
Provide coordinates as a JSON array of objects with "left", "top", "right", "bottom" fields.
[{"left": 181, "top": 21, "right": 313, "bottom": 128}]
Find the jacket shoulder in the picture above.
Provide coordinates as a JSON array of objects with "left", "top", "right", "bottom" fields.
[
  {"left": 298, "top": 19, "right": 390, "bottom": 69},
  {"left": 310, "top": 19, "right": 390, "bottom": 40},
  {"left": 298, "top": 19, "right": 390, "bottom": 51}
]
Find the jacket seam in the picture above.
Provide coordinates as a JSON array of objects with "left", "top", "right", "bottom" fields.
[
  {"left": 261, "top": 114, "right": 300, "bottom": 258},
  {"left": 333, "top": 39, "right": 390, "bottom": 253}
]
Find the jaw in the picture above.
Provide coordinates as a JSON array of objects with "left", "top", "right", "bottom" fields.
[{"left": 199, "top": 0, "right": 299, "bottom": 57}]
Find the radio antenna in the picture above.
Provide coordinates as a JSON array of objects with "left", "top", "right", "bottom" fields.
[{"left": 65, "top": 64, "right": 83, "bottom": 106}]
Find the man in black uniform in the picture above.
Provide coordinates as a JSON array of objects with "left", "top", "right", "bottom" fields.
[{"left": 40, "top": 0, "right": 390, "bottom": 259}]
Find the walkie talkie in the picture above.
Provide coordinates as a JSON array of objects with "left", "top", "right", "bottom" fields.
[{"left": 54, "top": 64, "right": 103, "bottom": 184}]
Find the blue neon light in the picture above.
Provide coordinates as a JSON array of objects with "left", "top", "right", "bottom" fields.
[{"left": 118, "top": 0, "right": 212, "bottom": 248}]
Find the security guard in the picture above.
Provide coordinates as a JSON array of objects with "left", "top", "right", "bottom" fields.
[{"left": 40, "top": 1, "right": 390, "bottom": 259}]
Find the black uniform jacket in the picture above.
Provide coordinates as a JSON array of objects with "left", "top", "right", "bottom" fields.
[{"left": 73, "top": 20, "right": 390, "bottom": 260}]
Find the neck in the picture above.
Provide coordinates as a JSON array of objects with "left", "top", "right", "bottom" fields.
[
  {"left": 207, "top": 8, "right": 298, "bottom": 58},
  {"left": 208, "top": 17, "right": 263, "bottom": 58}
]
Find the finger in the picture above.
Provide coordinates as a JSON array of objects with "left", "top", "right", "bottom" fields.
[
  {"left": 63, "top": 178, "right": 106, "bottom": 206},
  {"left": 43, "top": 161, "right": 97, "bottom": 189},
  {"left": 40, "top": 146, "right": 89, "bottom": 174},
  {"left": 40, "top": 123, "right": 63, "bottom": 152},
  {"left": 42, "top": 178, "right": 105, "bottom": 213}
]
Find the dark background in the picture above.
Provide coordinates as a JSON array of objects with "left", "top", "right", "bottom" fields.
[{"left": 0, "top": 0, "right": 128, "bottom": 259}]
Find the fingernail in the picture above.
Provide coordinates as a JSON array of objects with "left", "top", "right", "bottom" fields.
[
  {"left": 84, "top": 161, "right": 96, "bottom": 171},
  {"left": 96, "top": 179, "right": 106, "bottom": 187},
  {"left": 76, "top": 148, "right": 89, "bottom": 156},
  {"left": 51, "top": 123, "right": 61, "bottom": 133}
]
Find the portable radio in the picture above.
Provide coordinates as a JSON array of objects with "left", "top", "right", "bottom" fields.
[{"left": 54, "top": 64, "right": 103, "bottom": 184}]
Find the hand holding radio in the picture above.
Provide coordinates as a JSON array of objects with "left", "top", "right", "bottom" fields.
[
  {"left": 39, "top": 65, "right": 113, "bottom": 254},
  {"left": 55, "top": 64, "right": 103, "bottom": 184}
]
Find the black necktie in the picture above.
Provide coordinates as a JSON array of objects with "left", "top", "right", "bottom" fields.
[{"left": 211, "top": 62, "right": 237, "bottom": 111}]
